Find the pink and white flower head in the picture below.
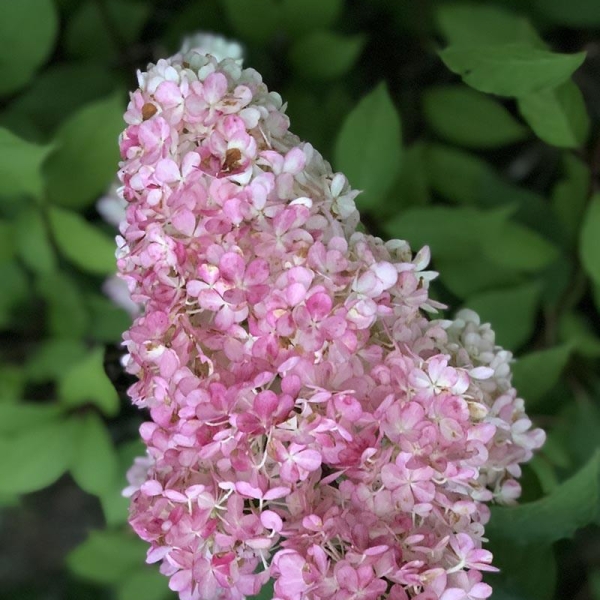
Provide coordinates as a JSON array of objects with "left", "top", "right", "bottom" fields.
[{"left": 118, "top": 45, "right": 545, "bottom": 600}]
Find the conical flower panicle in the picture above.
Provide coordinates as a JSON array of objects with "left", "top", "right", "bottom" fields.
[{"left": 117, "top": 49, "right": 544, "bottom": 600}]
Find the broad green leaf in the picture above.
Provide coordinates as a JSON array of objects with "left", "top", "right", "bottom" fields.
[
  {"left": 117, "top": 568, "right": 173, "bottom": 600},
  {"left": 438, "top": 255, "right": 523, "bottom": 299},
  {"left": 558, "top": 312, "right": 600, "bottom": 358},
  {"left": 481, "top": 220, "right": 559, "bottom": 272},
  {"left": 465, "top": 282, "right": 541, "bottom": 350},
  {"left": 0, "top": 221, "right": 15, "bottom": 264},
  {"left": 436, "top": 2, "right": 542, "bottom": 46},
  {"left": 44, "top": 94, "right": 124, "bottom": 210},
  {"left": 552, "top": 153, "right": 591, "bottom": 247},
  {"left": 512, "top": 345, "right": 572, "bottom": 406},
  {"left": 424, "top": 144, "right": 494, "bottom": 204},
  {"left": 71, "top": 412, "right": 118, "bottom": 496},
  {"left": 15, "top": 208, "right": 57, "bottom": 275},
  {"left": 0, "top": 0, "right": 58, "bottom": 96},
  {"left": 222, "top": 0, "right": 281, "bottom": 44},
  {"left": 580, "top": 194, "right": 600, "bottom": 286},
  {"left": 533, "top": 0, "right": 600, "bottom": 27},
  {"left": 48, "top": 207, "right": 116, "bottom": 275},
  {"left": 281, "top": 0, "right": 342, "bottom": 37},
  {"left": 393, "top": 142, "right": 430, "bottom": 210},
  {"left": 58, "top": 347, "right": 120, "bottom": 416},
  {"left": 488, "top": 450, "right": 600, "bottom": 543},
  {"left": 0, "top": 262, "right": 29, "bottom": 330},
  {"left": 67, "top": 530, "right": 147, "bottom": 585},
  {"left": 384, "top": 206, "right": 509, "bottom": 261},
  {"left": 529, "top": 455, "right": 560, "bottom": 495},
  {"left": 101, "top": 438, "right": 146, "bottom": 527},
  {"left": 0, "top": 418, "right": 76, "bottom": 494},
  {"left": 423, "top": 86, "right": 527, "bottom": 148},
  {"left": 478, "top": 170, "right": 565, "bottom": 246},
  {"left": 0, "top": 366, "right": 26, "bottom": 403},
  {"left": 26, "top": 338, "right": 88, "bottom": 382},
  {"left": 87, "top": 294, "right": 131, "bottom": 344},
  {"left": 100, "top": 488, "right": 130, "bottom": 528},
  {"left": 0, "top": 128, "right": 52, "bottom": 199},
  {"left": 289, "top": 32, "right": 365, "bottom": 81},
  {"left": 486, "top": 539, "right": 556, "bottom": 600},
  {"left": 37, "top": 271, "right": 89, "bottom": 339},
  {"left": 0, "top": 403, "right": 63, "bottom": 434},
  {"left": 284, "top": 83, "right": 352, "bottom": 157},
  {"left": 66, "top": 0, "right": 150, "bottom": 62},
  {"left": 6, "top": 63, "right": 119, "bottom": 137},
  {"left": 518, "top": 80, "right": 590, "bottom": 148},
  {"left": 335, "top": 83, "right": 402, "bottom": 210},
  {"left": 439, "top": 43, "right": 586, "bottom": 97}
]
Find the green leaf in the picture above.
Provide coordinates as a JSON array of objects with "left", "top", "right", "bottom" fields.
[
  {"left": 481, "top": 220, "right": 560, "bottom": 272},
  {"left": 552, "top": 153, "right": 591, "bottom": 247},
  {"left": 48, "top": 207, "right": 116, "bottom": 276},
  {"left": 488, "top": 450, "right": 600, "bottom": 544},
  {"left": 101, "top": 439, "right": 146, "bottom": 527},
  {"left": 0, "top": 221, "right": 15, "bottom": 264},
  {"left": 289, "top": 31, "right": 365, "bottom": 81},
  {"left": 0, "top": 403, "right": 64, "bottom": 434},
  {"left": 465, "top": 282, "right": 541, "bottom": 350},
  {"left": 0, "top": 128, "right": 52, "bottom": 199},
  {"left": 222, "top": 0, "right": 281, "bottom": 44},
  {"left": 439, "top": 43, "right": 586, "bottom": 97},
  {"left": 0, "top": 262, "right": 29, "bottom": 330},
  {"left": 281, "top": 0, "right": 342, "bottom": 37},
  {"left": 37, "top": 271, "right": 89, "bottom": 339},
  {"left": 580, "top": 194, "right": 600, "bottom": 286},
  {"left": 436, "top": 2, "right": 542, "bottom": 46},
  {"left": 87, "top": 293, "right": 131, "bottom": 344},
  {"left": 486, "top": 539, "right": 556, "bottom": 600},
  {"left": 26, "top": 338, "right": 88, "bottom": 382},
  {"left": 15, "top": 208, "right": 57, "bottom": 275},
  {"left": 67, "top": 530, "right": 146, "bottom": 585},
  {"left": 424, "top": 143, "right": 494, "bottom": 204},
  {"left": 512, "top": 345, "right": 572, "bottom": 406},
  {"left": 518, "top": 80, "right": 590, "bottom": 148},
  {"left": 58, "top": 347, "right": 120, "bottom": 417},
  {"left": 66, "top": 0, "right": 150, "bottom": 63},
  {"left": 438, "top": 255, "right": 523, "bottom": 299},
  {"left": 44, "top": 93, "right": 124, "bottom": 210},
  {"left": 0, "top": 366, "right": 26, "bottom": 403},
  {"left": 392, "top": 142, "right": 430, "bottom": 210},
  {"left": 0, "top": 0, "right": 58, "bottom": 96},
  {"left": 335, "top": 83, "right": 402, "bottom": 210},
  {"left": 384, "top": 206, "right": 509, "bottom": 261},
  {"left": 0, "top": 418, "right": 76, "bottom": 494},
  {"left": 71, "top": 412, "right": 118, "bottom": 496},
  {"left": 533, "top": 0, "right": 600, "bottom": 27},
  {"left": 117, "top": 568, "right": 173, "bottom": 600},
  {"left": 6, "top": 63, "right": 119, "bottom": 137},
  {"left": 284, "top": 83, "right": 352, "bottom": 157},
  {"left": 558, "top": 312, "right": 600, "bottom": 358},
  {"left": 423, "top": 85, "right": 527, "bottom": 148}
]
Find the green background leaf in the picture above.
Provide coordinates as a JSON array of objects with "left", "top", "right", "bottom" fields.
[
  {"left": 335, "top": 83, "right": 403, "bottom": 210},
  {"left": 439, "top": 43, "right": 586, "bottom": 97}
]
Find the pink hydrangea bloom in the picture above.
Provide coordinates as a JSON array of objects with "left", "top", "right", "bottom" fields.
[{"left": 117, "top": 47, "right": 545, "bottom": 600}]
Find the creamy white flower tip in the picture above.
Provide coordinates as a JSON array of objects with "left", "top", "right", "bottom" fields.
[
  {"left": 180, "top": 32, "right": 244, "bottom": 63},
  {"left": 97, "top": 185, "right": 126, "bottom": 227},
  {"left": 469, "top": 366, "right": 495, "bottom": 380}
]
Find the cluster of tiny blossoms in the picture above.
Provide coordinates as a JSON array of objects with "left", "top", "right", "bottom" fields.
[{"left": 117, "top": 48, "right": 545, "bottom": 600}]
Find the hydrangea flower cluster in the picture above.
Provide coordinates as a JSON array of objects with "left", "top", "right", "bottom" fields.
[{"left": 117, "top": 47, "right": 545, "bottom": 600}]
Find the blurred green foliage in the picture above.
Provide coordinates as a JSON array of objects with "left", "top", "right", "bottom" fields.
[{"left": 1, "top": 0, "right": 600, "bottom": 599}]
